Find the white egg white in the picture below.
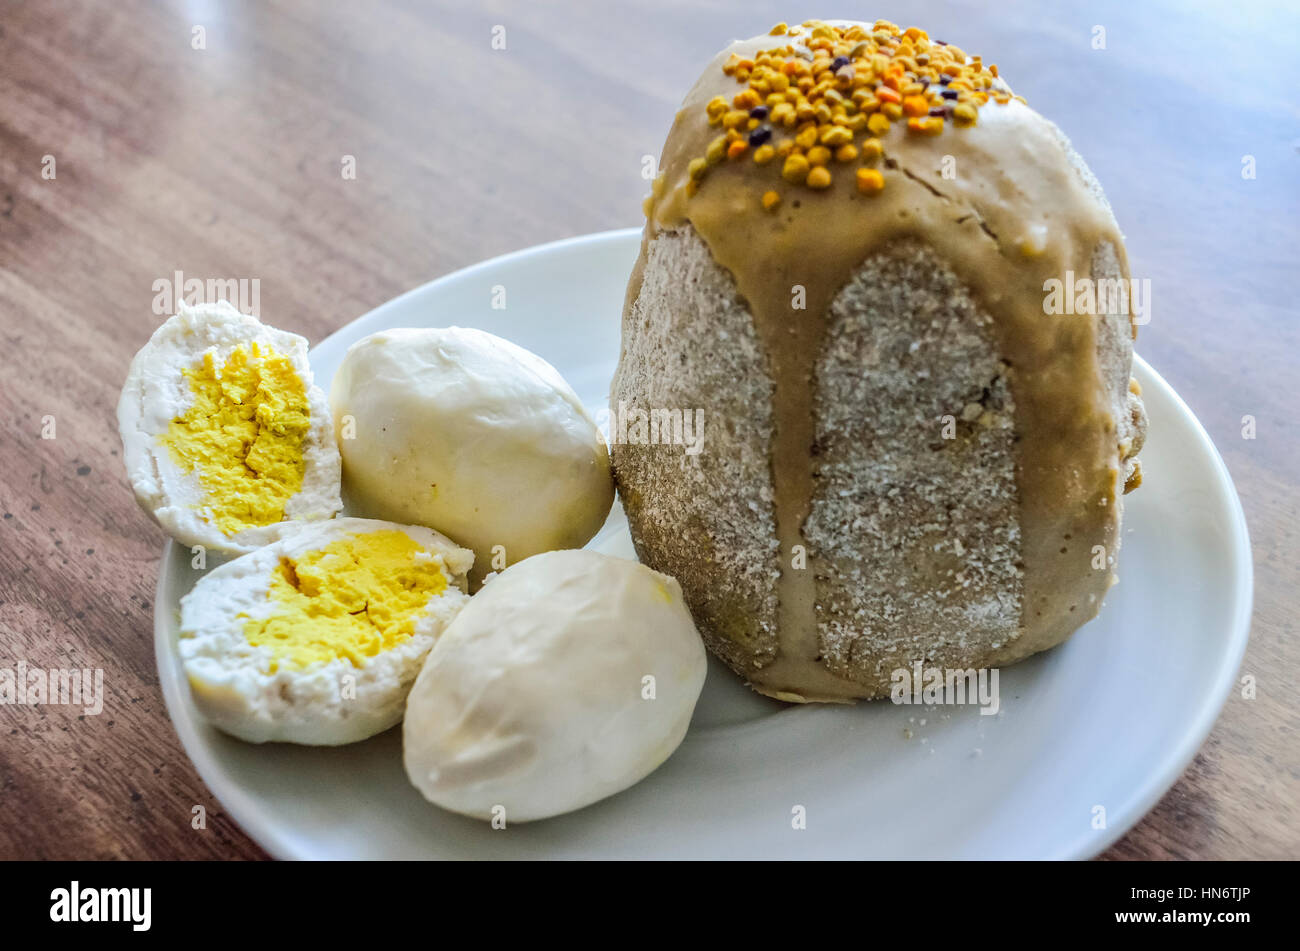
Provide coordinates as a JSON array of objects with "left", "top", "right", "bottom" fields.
[
  {"left": 179, "top": 517, "right": 474, "bottom": 746},
  {"left": 118, "top": 300, "right": 342, "bottom": 554}
]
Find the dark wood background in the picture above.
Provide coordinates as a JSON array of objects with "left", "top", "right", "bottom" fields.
[{"left": 1, "top": 0, "right": 1295, "bottom": 859}]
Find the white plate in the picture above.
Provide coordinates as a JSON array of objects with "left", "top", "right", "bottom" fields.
[{"left": 154, "top": 228, "right": 1252, "bottom": 859}]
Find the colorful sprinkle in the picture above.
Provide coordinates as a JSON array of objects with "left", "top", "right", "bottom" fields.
[
  {"left": 782, "top": 153, "right": 810, "bottom": 183},
  {"left": 680, "top": 19, "right": 1014, "bottom": 199},
  {"left": 856, "top": 167, "right": 885, "bottom": 194}
]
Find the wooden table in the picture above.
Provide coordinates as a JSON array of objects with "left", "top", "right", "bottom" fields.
[{"left": 1, "top": 0, "right": 1295, "bottom": 860}]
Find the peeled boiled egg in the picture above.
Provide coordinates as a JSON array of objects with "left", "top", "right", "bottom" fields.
[
  {"left": 118, "top": 300, "right": 342, "bottom": 554},
  {"left": 403, "top": 549, "right": 707, "bottom": 821},
  {"left": 329, "top": 327, "right": 613, "bottom": 583},
  {"left": 179, "top": 517, "right": 473, "bottom": 745}
]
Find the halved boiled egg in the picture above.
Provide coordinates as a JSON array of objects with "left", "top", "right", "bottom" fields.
[
  {"left": 179, "top": 517, "right": 474, "bottom": 745},
  {"left": 118, "top": 300, "right": 342, "bottom": 554}
]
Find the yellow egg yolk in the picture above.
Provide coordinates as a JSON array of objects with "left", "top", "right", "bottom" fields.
[
  {"left": 162, "top": 343, "right": 310, "bottom": 536},
  {"left": 243, "top": 530, "right": 448, "bottom": 671}
]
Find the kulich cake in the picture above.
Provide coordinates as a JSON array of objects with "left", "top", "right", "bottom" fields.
[{"left": 612, "top": 19, "right": 1147, "bottom": 702}]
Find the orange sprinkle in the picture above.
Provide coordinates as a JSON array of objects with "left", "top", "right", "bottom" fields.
[
  {"left": 856, "top": 167, "right": 885, "bottom": 194},
  {"left": 902, "top": 94, "right": 929, "bottom": 117},
  {"left": 907, "top": 116, "right": 944, "bottom": 135}
]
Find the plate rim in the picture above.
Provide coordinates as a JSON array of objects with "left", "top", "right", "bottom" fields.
[
  {"left": 1051, "top": 352, "right": 1253, "bottom": 859},
  {"left": 153, "top": 228, "right": 1253, "bottom": 861}
]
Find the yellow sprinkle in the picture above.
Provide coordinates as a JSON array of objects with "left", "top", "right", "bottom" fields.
[
  {"left": 835, "top": 143, "right": 858, "bottom": 162},
  {"left": 782, "top": 153, "right": 810, "bottom": 183},
  {"left": 1019, "top": 237, "right": 1045, "bottom": 257},
  {"left": 860, "top": 137, "right": 883, "bottom": 162},
  {"left": 762, "top": 189, "right": 781, "bottom": 210},
  {"left": 706, "top": 96, "right": 728, "bottom": 122},
  {"left": 770, "top": 22, "right": 788, "bottom": 35},
  {"left": 952, "top": 102, "right": 978, "bottom": 126},
  {"left": 807, "top": 166, "right": 832, "bottom": 189},
  {"left": 706, "top": 136, "right": 727, "bottom": 164},
  {"left": 753, "top": 144, "right": 776, "bottom": 165},
  {"left": 807, "top": 145, "right": 831, "bottom": 166},
  {"left": 722, "top": 109, "right": 750, "bottom": 129},
  {"left": 688, "top": 157, "right": 708, "bottom": 180},
  {"left": 867, "top": 113, "right": 891, "bottom": 136},
  {"left": 794, "top": 125, "right": 819, "bottom": 149},
  {"left": 819, "top": 124, "right": 853, "bottom": 147},
  {"left": 882, "top": 102, "right": 903, "bottom": 120},
  {"left": 856, "top": 167, "right": 885, "bottom": 194}
]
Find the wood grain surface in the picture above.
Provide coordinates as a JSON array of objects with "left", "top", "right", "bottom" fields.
[{"left": 1, "top": 0, "right": 1295, "bottom": 859}]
